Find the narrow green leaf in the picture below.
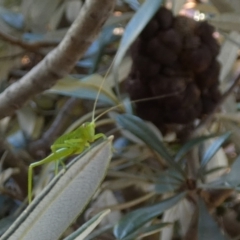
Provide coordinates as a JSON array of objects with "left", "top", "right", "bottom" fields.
[
  {"left": 88, "top": 25, "right": 120, "bottom": 74},
  {"left": 121, "top": 222, "right": 172, "bottom": 240},
  {"left": 85, "top": 224, "right": 113, "bottom": 240},
  {"left": 155, "top": 169, "right": 184, "bottom": 194},
  {"left": 48, "top": 75, "right": 119, "bottom": 105},
  {"left": 1, "top": 138, "right": 113, "bottom": 240},
  {"left": 113, "top": 192, "right": 186, "bottom": 239},
  {"left": 21, "top": 0, "right": 61, "bottom": 32},
  {"left": 200, "top": 154, "right": 240, "bottom": 189},
  {"left": 113, "top": 0, "right": 163, "bottom": 96},
  {"left": 116, "top": 114, "right": 184, "bottom": 174},
  {"left": 124, "top": 0, "right": 140, "bottom": 11},
  {"left": 175, "top": 134, "right": 217, "bottom": 162},
  {"left": 0, "top": 7, "right": 24, "bottom": 30},
  {"left": 200, "top": 132, "right": 231, "bottom": 168},
  {"left": 220, "top": 154, "right": 240, "bottom": 187},
  {"left": 203, "top": 166, "right": 228, "bottom": 176},
  {"left": 64, "top": 209, "right": 111, "bottom": 240},
  {"left": 198, "top": 198, "right": 228, "bottom": 240}
]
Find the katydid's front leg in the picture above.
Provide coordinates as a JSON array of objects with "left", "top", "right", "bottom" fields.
[
  {"left": 51, "top": 140, "right": 85, "bottom": 175},
  {"left": 28, "top": 148, "right": 74, "bottom": 203},
  {"left": 93, "top": 133, "right": 106, "bottom": 141}
]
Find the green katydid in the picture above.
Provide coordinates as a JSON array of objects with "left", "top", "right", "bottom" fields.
[
  {"left": 28, "top": 65, "right": 113, "bottom": 203},
  {"left": 28, "top": 66, "right": 184, "bottom": 203},
  {"left": 28, "top": 122, "right": 106, "bottom": 203}
]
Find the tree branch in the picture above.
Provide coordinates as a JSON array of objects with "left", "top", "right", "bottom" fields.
[{"left": 0, "top": 0, "right": 115, "bottom": 120}]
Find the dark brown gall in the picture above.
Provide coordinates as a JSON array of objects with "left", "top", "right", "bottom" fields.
[
  {"left": 141, "top": 19, "right": 159, "bottom": 40},
  {"left": 155, "top": 7, "right": 173, "bottom": 30},
  {"left": 180, "top": 44, "right": 212, "bottom": 73},
  {"left": 195, "top": 60, "right": 221, "bottom": 90},
  {"left": 157, "top": 29, "right": 183, "bottom": 54}
]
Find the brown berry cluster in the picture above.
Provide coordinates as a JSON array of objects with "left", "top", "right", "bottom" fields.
[{"left": 126, "top": 7, "right": 221, "bottom": 129}]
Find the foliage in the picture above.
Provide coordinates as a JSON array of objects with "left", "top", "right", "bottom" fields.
[{"left": 0, "top": 0, "right": 240, "bottom": 239}]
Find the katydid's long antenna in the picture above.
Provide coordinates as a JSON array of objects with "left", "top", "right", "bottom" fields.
[
  {"left": 94, "top": 89, "right": 185, "bottom": 122},
  {"left": 92, "top": 60, "right": 115, "bottom": 122}
]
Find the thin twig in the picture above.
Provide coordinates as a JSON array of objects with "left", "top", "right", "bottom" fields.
[
  {"left": 91, "top": 192, "right": 155, "bottom": 214},
  {"left": 0, "top": 51, "right": 25, "bottom": 61},
  {"left": 0, "top": 0, "right": 115, "bottom": 120},
  {"left": 0, "top": 30, "right": 58, "bottom": 54}
]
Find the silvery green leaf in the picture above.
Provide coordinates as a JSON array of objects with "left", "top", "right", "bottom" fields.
[{"left": 1, "top": 138, "right": 113, "bottom": 240}]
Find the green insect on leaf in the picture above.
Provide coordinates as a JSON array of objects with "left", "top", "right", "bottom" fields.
[
  {"left": 27, "top": 67, "right": 115, "bottom": 203},
  {"left": 28, "top": 122, "right": 106, "bottom": 203},
  {"left": 27, "top": 60, "right": 184, "bottom": 203}
]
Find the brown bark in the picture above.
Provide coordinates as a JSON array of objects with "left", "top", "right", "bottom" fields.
[{"left": 0, "top": 0, "right": 115, "bottom": 119}]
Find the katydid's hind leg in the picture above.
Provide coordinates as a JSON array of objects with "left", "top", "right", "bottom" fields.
[
  {"left": 51, "top": 139, "right": 83, "bottom": 152},
  {"left": 28, "top": 148, "right": 73, "bottom": 204},
  {"left": 28, "top": 160, "right": 47, "bottom": 204},
  {"left": 94, "top": 133, "right": 106, "bottom": 140},
  {"left": 51, "top": 144, "right": 65, "bottom": 153},
  {"left": 28, "top": 164, "right": 34, "bottom": 204},
  {"left": 51, "top": 142, "right": 81, "bottom": 152}
]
